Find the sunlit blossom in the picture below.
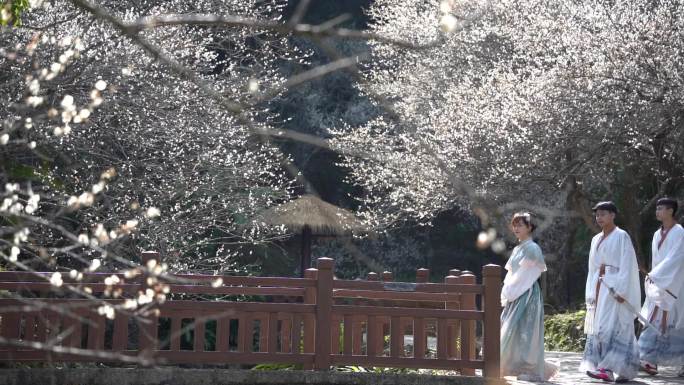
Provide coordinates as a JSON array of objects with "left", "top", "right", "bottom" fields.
[
  {"left": 9, "top": 246, "right": 20, "bottom": 262},
  {"left": 50, "top": 272, "right": 63, "bottom": 287},
  {"left": 88, "top": 258, "right": 101, "bottom": 272}
]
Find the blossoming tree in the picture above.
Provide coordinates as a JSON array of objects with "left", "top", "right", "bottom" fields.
[
  {"left": 1, "top": 0, "right": 304, "bottom": 274},
  {"left": 331, "top": 0, "right": 684, "bottom": 302}
]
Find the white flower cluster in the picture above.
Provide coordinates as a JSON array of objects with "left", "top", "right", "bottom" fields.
[
  {"left": 439, "top": 0, "right": 459, "bottom": 32},
  {"left": 0, "top": 184, "right": 41, "bottom": 215}
]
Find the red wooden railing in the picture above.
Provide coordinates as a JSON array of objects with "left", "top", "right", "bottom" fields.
[{"left": 0, "top": 252, "right": 502, "bottom": 378}]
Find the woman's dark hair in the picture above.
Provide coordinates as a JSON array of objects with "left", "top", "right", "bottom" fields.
[
  {"left": 656, "top": 197, "right": 678, "bottom": 216},
  {"left": 511, "top": 212, "right": 536, "bottom": 232}
]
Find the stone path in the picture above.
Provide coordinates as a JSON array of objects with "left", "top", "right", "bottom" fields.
[{"left": 506, "top": 352, "right": 684, "bottom": 384}]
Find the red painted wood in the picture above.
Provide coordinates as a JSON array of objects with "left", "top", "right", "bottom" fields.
[
  {"left": 291, "top": 314, "right": 303, "bottom": 354},
  {"left": 343, "top": 315, "right": 353, "bottom": 355},
  {"left": 414, "top": 318, "right": 425, "bottom": 359},
  {"left": 280, "top": 317, "right": 292, "bottom": 353},
  {"left": 0, "top": 256, "right": 501, "bottom": 378},
  {"left": 267, "top": 313, "right": 278, "bottom": 353},
  {"left": 390, "top": 316, "right": 403, "bottom": 357},
  {"left": 112, "top": 314, "right": 128, "bottom": 351},
  {"left": 193, "top": 319, "right": 205, "bottom": 352},
  {"left": 483, "top": 264, "right": 502, "bottom": 378},
  {"left": 170, "top": 317, "right": 181, "bottom": 351},
  {"left": 459, "top": 273, "right": 477, "bottom": 376},
  {"left": 314, "top": 258, "right": 333, "bottom": 370},
  {"left": 216, "top": 317, "right": 230, "bottom": 352}
]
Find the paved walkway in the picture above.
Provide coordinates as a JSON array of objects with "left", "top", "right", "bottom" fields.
[{"left": 506, "top": 352, "right": 684, "bottom": 384}]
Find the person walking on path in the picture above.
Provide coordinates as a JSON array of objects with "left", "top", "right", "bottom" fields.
[
  {"left": 581, "top": 201, "right": 641, "bottom": 383},
  {"left": 500, "top": 212, "right": 558, "bottom": 381},
  {"left": 639, "top": 197, "right": 684, "bottom": 377}
]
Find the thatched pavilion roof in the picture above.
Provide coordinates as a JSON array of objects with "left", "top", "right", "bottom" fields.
[{"left": 255, "top": 194, "right": 365, "bottom": 235}]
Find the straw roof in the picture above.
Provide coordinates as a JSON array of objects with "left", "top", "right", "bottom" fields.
[{"left": 255, "top": 194, "right": 366, "bottom": 235}]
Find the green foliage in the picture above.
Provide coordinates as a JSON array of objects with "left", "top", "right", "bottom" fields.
[
  {"left": 334, "top": 365, "right": 417, "bottom": 374},
  {"left": 5, "top": 162, "right": 35, "bottom": 180},
  {"left": 252, "top": 363, "right": 301, "bottom": 370},
  {"left": 2, "top": 159, "right": 65, "bottom": 193},
  {"left": 1, "top": 0, "right": 29, "bottom": 26},
  {"left": 544, "top": 310, "right": 586, "bottom": 352}
]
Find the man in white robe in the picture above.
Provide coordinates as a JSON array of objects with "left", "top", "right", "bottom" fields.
[
  {"left": 581, "top": 201, "right": 641, "bottom": 382},
  {"left": 639, "top": 197, "right": 684, "bottom": 376}
]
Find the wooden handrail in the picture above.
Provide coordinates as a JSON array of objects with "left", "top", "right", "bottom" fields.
[
  {"left": 0, "top": 272, "right": 315, "bottom": 288},
  {"left": 333, "top": 279, "right": 483, "bottom": 293},
  {"left": 0, "top": 255, "right": 502, "bottom": 378},
  {"left": 333, "top": 305, "right": 484, "bottom": 320},
  {"left": 333, "top": 289, "right": 463, "bottom": 301}
]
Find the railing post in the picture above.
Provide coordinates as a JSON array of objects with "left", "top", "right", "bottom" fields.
[
  {"left": 413, "top": 268, "right": 430, "bottom": 358},
  {"left": 365, "top": 271, "right": 380, "bottom": 352},
  {"left": 444, "top": 273, "right": 459, "bottom": 358},
  {"left": 415, "top": 268, "right": 429, "bottom": 283},
  {"left": 303, "top": 268, "right": 317, "bottom": 369},
  {"left": 458, "top": 272, "right": 476, "bottom": 375},
  {"left": 314, "top": 257, "right": 334, "bottom": 370},
  {"left": 0, "top": 272, "right": 21, "bottom": 350},
  {"left": 140, "top": 251, "right": 160, "bottom": 361},
  {"left": 482, "top": 264, "right": 502, "bottom": 378},
  {"left": 379, "top": 270, "right": 393, "bottom": 353}
]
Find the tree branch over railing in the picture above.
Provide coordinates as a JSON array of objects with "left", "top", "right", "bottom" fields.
[
  {"left": 123, "top": 14, "right": 444, "bottom": 50},
  {"left": 67, "top": 0, "right": 335, "bottom": 208},
  {"left": 66, "top": 0, "right": 443, "bottom": 155},
  {"left": 0, "top": 336, "right": 155, "bottom": 365}
]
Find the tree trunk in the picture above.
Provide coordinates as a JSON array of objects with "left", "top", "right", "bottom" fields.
[
  {"left": 618, "top": 166, "right": 645, "bottom": 270},
  {"left": 549, "top": 176, "right": 589, "bottom": 307}
]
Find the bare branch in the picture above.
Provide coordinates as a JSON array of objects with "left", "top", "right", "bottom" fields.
[
  {"left": 288, "top": 0, "right": 312, "bottom": 26},
  {"left": 0, "top": 336, "right": 154, "bottom": 365},
  {"left": 250, "top": 55, "right": 366, "bottom": 106}
]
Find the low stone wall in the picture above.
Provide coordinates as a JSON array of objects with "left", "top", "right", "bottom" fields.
[{"left": 0, "top": 368, "right": 507, "bottom": 385}]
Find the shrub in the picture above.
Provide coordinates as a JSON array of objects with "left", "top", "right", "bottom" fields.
[{"left": 544, "top": 310, "right": 586, "bottom": 352}]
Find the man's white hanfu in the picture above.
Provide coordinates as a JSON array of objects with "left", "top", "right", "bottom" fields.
[
  {"left": 580, "top": 227, "right": 641, "bottom": 379},
  {"left": 500, "top": 239, "right": 557, "bottom": 381},
  {"left": 639, "top": 223, "right": 684, "bottom": 366}
]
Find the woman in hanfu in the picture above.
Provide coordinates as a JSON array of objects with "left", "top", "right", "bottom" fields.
[{"left": 500, "top": 212, "right": 557, "bottom": 381}]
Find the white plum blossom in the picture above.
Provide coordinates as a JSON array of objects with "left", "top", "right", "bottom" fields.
[
  {"left": 97, "top": 304, "right": 115, "bottom": 319},
  {"left": 144, "top": 207, "right": 161, "bottom": 219},
  {"left": 88, "top": 258, "right": 101, "bottom": 272},
  {"left": 24, "top": 193, "right": 40, "bottom": 214},
  {"left": 94, "top": 80, "right": 107, "bottom": 91},
  {"left": 103, "top": 274, "right": 120, "bottom": 286},
  {"left": 50, "top": 272, "right": 63, "bottom": 287},
  {"left": 9, "top": 246, "right": 20, "bottom": 262},
  {"left": 439, "top": 14, "right": 458, "bottom": 33}
]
